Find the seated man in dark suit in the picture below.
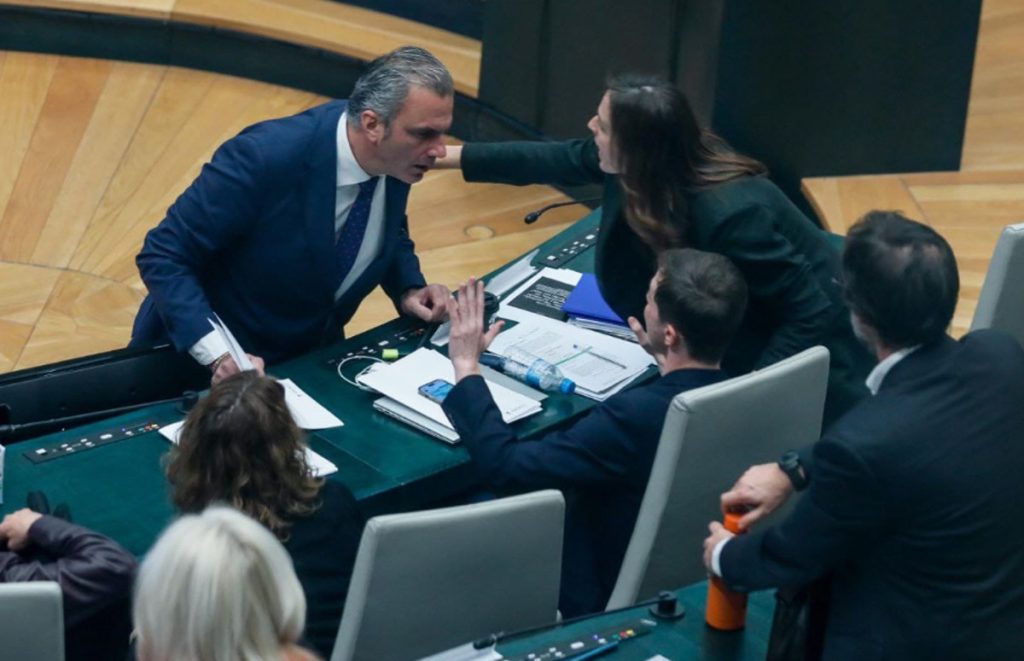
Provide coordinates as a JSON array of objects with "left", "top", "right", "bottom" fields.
[
  {"left": 131, "top": 46, "right": 452, "bottom": 383},
  {"left": 443, "top": 248, "right": 748, "bottom": 616},
  {"left": 1, "top": 508, "right": 137, "bottom": 661},
  {"left": 704, "top": 211, "right": 1024, "bottom": 660}
]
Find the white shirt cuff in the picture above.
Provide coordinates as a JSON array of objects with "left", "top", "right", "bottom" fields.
[
  {"left": 711, "top": 538, "right": 730, "bottom": 578},
  {"left": 189, "top": 330, "right": 230, "bottom": 366}
]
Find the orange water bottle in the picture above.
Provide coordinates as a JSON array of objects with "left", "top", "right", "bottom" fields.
[{"left": 705, "top": 511, "right": 747, "bottom": 630}]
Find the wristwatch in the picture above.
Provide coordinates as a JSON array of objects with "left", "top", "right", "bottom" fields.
[{"left": 778, "top": 450, "right": 809, "bottom": 491}]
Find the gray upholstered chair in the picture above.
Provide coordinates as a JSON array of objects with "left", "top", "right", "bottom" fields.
[
  {"left": 330, "top": 489, "right": 565, "bottom": 661},
  {"left": 0, "top": 581, "right": 64, "bottom": 661},
  {"left": 971, "top": 222, "right": 1024, "bottom": 347},
  {"left": 606, "top": 346, "right": 830, "bottom": 610}
]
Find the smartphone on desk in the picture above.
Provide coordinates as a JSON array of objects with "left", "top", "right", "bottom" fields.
[{"left": 418, "top": 379, "right": 454, "bottom": 405}]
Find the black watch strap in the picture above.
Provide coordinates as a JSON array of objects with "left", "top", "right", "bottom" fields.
[{"left": 778, "top": 450, "right": 809, "bottom": 491}]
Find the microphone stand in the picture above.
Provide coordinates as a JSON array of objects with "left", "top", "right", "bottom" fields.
[
  {"left": 0, "top": 392, "right": 198, "bottom": 443},
  {"left": 524, "top": 198, "right": 601, "bottom": 224}
]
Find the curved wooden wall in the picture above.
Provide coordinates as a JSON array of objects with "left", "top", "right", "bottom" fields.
[{"left": 0, "top": 0, "right": 481, "bottom": 95}]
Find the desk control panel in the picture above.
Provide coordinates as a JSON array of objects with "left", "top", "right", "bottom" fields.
[
  {"left": 24, "top": 421, "right": 165, "bottom": 464},
  {"left": 500, "top": 617, "right": 656, "bottom": 661},
  {"left": 324, "top": 322, "right": 428, "bottom": 368},
  {"left": 535, "top": 226, "right": 599, "bottom": 268}
]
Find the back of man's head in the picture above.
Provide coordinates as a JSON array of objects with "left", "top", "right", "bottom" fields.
[
  {"left": 655, "top": 248, "right": 747, "bottom": 363},
  {"left": 347, "top": 46, "right": 453, "bottom": 127},
  {"left": 843, "top": 210, "right": 959, "bottom": 349}
]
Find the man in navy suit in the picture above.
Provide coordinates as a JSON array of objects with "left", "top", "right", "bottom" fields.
[
  {"left": 131, "top": 46, "right": 452, "bottom": 381},
  {"left": 704, "top": 211, "right": 1024, "bottom": 659},
  {"left": 442, "top": 248, "right": 748, "bottom": 616}
]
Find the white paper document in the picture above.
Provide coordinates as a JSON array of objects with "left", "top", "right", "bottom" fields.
[
  {"left": 489, "top": 269, "right": 655, "bottom": 400},
  {"left": 498, "top": 267, "right": 582, "bottom": 323},
  {"left": 489, "top": 321, "right": 653, "bottom": 400},
  {"left": 278, "top": 378, "right": 344, "bottom": 430},
  {"left": 357, "top": 348, "right": 542, "bottom": 430},
  {"left": 208, "top": 315, "right": 254, "bottom": 371},
  {"left": 157, "top": 420, "right": 338, "bottom": 477}
]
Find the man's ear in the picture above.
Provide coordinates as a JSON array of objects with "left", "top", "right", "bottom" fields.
[
  {"left": 360, "top": 110, "right": 385, "bottom": 144},
  {"left": 664, "top": 322, "right": 682, "bottom": 351}
]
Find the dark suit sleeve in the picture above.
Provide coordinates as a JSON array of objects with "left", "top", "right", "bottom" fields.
[
  {"left": 707, "top": 205, "right": 835, "bottom": 368},
  {"left": 379, "top": 212, "right": 427, "bottom": 309},
  {"left": 441, "top": 375, "right": 642, "bottom": 492},
  {"left": 462, "top": 139, "right": 605, "bottom": 187},
  {"left": 1, "top": 517, "right": 137, "bottom": 627},
  {"left": 720, "top": 437, "right": 886, "bottom": 591},
  {"left": 135, "top": 133, "right": 267, "bottom": 351}
]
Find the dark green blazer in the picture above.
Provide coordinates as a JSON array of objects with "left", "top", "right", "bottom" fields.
[{"left": 462, "top": 138, "right": 872, "bottom": 422}]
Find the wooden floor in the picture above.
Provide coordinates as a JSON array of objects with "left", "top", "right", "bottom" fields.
[
  {"left": 802, "top": 0, "right": 1024, "bottom": 337},
  {"left": 2, "top": 0, "right": 1022, "bottom": 371},
  {"left": 0, "top": 53, "right": 577, "bottom": 372}
]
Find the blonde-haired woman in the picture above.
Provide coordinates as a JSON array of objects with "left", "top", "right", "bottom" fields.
[{"left": 134, "top": 506, "right": 319, "bottom": 660}]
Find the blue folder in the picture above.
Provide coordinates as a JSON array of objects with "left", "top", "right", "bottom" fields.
[{"left": 561, "top": 273, "right": 626, "bottom": 325}]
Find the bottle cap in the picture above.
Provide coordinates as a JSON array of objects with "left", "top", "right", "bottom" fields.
[
  {"left": 559, "top": 379, "right": 576, "bottom": 394},
  {"left": 723, "top": 511, "right": 745, "bottom": 535}
]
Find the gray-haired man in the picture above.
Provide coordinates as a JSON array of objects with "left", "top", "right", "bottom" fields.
[{"left": 132, "top": 46, "right": 452, "bottom": 381}]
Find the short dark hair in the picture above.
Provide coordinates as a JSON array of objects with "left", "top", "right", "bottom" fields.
[
  {"left": 842, "top": 210, "right": 959, "bottom": 348},
  {"left": 654, "top": 248, "right": 748, "bottom": 363},
  {"left": 348, "top": 46, "right": 453, "bottom": 127}
]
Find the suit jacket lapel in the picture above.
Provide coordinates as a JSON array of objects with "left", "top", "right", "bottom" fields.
[{"left": 304, "top": 101, "right": 346, "bottom": 300}]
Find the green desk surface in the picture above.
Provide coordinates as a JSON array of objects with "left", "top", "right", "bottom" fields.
[
  {"left": 498, "top": 582, "right": 774, "bottom": 661},
  {"left": 1, "top": 210, "right": 629, "bottom": 556}
]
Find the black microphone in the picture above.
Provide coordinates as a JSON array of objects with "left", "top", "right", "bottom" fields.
[
  {"left": 0, "top": 391, "right": 198, "bottom": 443},
  {"left": 523, "top": 197, "right": 601, "bottom": 224}
]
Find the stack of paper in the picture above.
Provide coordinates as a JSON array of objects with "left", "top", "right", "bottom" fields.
[
  {"left": 357, "top": 348, "right": 542, "bottom": 436},
  {"left": 561, "top": 273, "right": 637, "bottom": 342},
  {"left": 158, "top": 420, "right": 338, "bottom": 478},
  {"left": 496, "top": 268, "right": 656, "bottom": 401}
]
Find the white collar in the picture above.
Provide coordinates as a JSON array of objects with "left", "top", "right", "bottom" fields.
[
  {"left": 336, "top": 111, "right": 374, "bottom": 188},
  {"left": 865, "top": 345, "right": 921, "bottom": 395}
]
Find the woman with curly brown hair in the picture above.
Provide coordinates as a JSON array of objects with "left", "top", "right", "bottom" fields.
[{"left": 167, "top": 371, "right": 364, "bottom": 658}]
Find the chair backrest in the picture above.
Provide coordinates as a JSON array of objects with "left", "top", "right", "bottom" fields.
[
  {"left": 606, "top": 346, "right": 830, "bottom": 610},
  {"left": 971, "top": 222, "right": 1024, "bottom": 347},
  {"left": 0, "top": 581, "right": 65, "bottom": 661},
  {"left": 330, "top": 490, "right": 565, "bottom": 661}
]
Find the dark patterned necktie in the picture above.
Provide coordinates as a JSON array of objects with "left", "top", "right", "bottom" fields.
[{"left": 335, "top": 177, "right": 379, "bottom": 286}]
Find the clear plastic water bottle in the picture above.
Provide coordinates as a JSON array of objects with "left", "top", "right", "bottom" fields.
[{"left": 492, "top": 349, "right": 575, "bottom": 394}]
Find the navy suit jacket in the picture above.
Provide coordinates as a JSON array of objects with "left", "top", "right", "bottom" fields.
[
  {"left": 442, "top": 368, "right": 726, "bottom": 617},
  {"left": 721, "top": 331, "right": 1024, "bottom": 660},
  {"left": 132, "top": 101, "right": 426, "bottom": 364}
]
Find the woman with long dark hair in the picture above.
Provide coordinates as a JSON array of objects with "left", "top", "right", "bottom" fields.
[
  {"left": 440, "top": 75, "right": 871, "bottom": 421},
  {"left": 166, "top": 371, "right": 364, "bottom": 658}
]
